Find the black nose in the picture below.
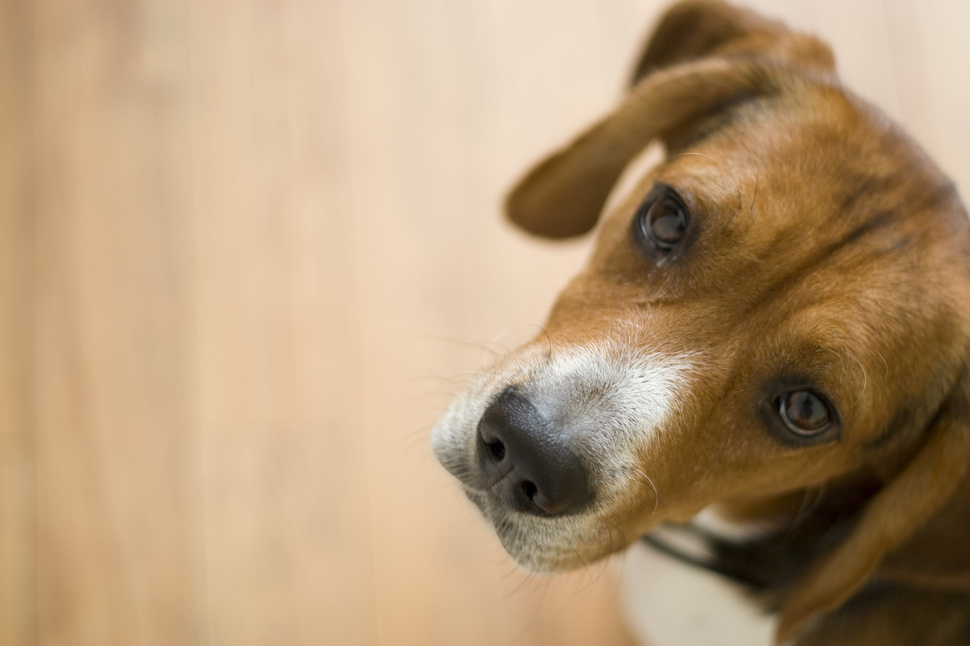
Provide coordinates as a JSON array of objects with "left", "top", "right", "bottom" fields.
[{"left": 476, "top": 388, "right": 591, "bottom": 516}]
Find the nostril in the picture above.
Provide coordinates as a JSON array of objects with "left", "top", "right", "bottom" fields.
[
  {"left": 521, "top": 480, "right": 538, "bottom": 502},
  {"left": 485, "top": 438, "right": 506, "bottom": 462}
]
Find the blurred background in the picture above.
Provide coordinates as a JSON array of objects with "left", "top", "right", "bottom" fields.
[{"left": 1, "top": 1, "right": 967, "bottom": 645}]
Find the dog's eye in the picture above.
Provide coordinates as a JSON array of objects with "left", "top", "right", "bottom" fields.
[
  {"left": 636, "top": 186, "right": 689, "bottom": 251},
  {"left": 779, "top": 390, "right": 832, "bottom": 435}
]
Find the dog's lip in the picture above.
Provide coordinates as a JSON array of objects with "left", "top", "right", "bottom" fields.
[
  {"left": 436, "top": 448, "right": 490, "bottom": 504},
  {"left": 462, "top": 484, "right": 489, "bottom": 509},
  {"left": 459, "top": 480, "right": 495, "bottom": 516},
  {"left": 458, "top": 471, "right": 529, "bottom": 519},
  {"left": 436, "top": 446, "right": 484, "bottom": 486}
]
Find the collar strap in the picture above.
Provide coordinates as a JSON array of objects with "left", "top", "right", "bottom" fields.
[{"left": 641, "top": 524, "right": 769, "bottom": 589}]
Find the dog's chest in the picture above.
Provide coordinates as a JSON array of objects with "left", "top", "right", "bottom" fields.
[{"left": 620, "top": 537, "right": 775, "bottom": 646}]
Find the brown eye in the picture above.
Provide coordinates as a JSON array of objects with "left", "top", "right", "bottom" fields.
[
  {"left": 636, "top": 188, "right": 689, "bottom": 250},
  {"left": 779, "top": 390, "right": 832, "bottom": 435}
]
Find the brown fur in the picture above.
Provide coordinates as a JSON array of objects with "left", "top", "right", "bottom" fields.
[{"left": 504, "top": 1, "right": 970, "bottom": 643}]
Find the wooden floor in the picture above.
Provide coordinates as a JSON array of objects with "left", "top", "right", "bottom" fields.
[{"left": 1, "top": 1, "right": 968, "bottom": 644}]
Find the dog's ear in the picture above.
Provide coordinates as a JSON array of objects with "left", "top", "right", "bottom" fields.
[
  {"left": 506, "top": 1, "right": 834, "bottom": 239},
  {"left": 776, "top": 367, "right": 970, "bottom": 644},
  {"left": 505, "top": 58, "right": 775, "bottom": 238},
  {"left": 630, "top": 0, "right": 833, "bottom": 87}
]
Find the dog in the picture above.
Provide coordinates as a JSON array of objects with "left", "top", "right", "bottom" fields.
[{"left": 430, "top": 1, "right": 970, "bottom": 644}]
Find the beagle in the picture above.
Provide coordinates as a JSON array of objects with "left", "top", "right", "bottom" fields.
[{"left": 431, "top": 1, "right": 970, "bottom": 644}]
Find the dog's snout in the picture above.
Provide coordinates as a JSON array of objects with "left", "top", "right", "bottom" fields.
[{"left": 476, "top": 388, "right": 591, "bottom": 517}]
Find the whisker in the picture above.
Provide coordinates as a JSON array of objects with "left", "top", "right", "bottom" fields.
[
  {"left": 534, "top": 325, "right": 554, "bottom": 360},
  {"left": 571, "top": 544, "right": 595, "bottom": 583},
  {"left": 790, "top": 484, "right": 826, "bottom": 533},
  {"left": 500, "top": 561, "right": 526, "bottom": 583},
  {"left": 668, "top": 151, "right": 717, "bottom": 163},
  {"left": 408, "top": 372, "right": 478, "bottom": 389},
  {"left": 631, "top": 464, "right": 662, "bottom": 514},
  {"left": 407, "top": 332, "right": 507, "bottom": 358},
  {"left": 875, "top": 350, "right": 889, "bottom": 379},
  {"left": 505, "top": 567, "right": 539, "bottom": 597},
  {"left": 390, "top": 424, "right": 435, "bottom": 455}
]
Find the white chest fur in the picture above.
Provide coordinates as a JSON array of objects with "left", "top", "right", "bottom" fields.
[{"left": 619, "top": 530, "right": 777, "bottom": 646}]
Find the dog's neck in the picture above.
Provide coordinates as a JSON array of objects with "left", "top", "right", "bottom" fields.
[{"left": 643, "top": 477, "right": 883, "bottom": 606}]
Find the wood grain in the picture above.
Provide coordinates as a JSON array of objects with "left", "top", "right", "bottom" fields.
[
  {"left": 2, "top": 1, "right": 967, "bottom": 645},
  {"left": 32, "top": 1, "right": 201, "bottom": 643},
  {"left": 1, "top": 1, "right": 36, "bottom": 644}
]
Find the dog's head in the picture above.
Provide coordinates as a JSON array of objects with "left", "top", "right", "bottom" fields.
[{"left": 432, "top": 0, "right": 970, "bottom": 640}]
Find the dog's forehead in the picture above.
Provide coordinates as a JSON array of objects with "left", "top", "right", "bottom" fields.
[
  {"left": 587, "top": 83, "right": 967, "bottom": 303},
  {"left": 663, "top": 93, "right": 941, "bottom": 232},
  {"left": 549, "top": 84, "right": 970, "bottom": 416}
]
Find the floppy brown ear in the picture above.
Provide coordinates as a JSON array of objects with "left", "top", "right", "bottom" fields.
[
  {"left": 630, "top": 0, "right": 834, "bottom": 87},
  {"left": 506, "top": 0, "right": 835, "bottom": 239},
  {"left": 505, "top": 57, "right": 776, "bottom": 238},
  {"left": 776, "top": 368, "right": 970, "bottom": 644}
]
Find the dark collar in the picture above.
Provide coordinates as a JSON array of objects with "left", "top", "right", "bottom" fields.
[
  {"left": 641, "top": 523, "right": 769, "bottom": 589},
  {"left": 641, "top": 496, "right": 865, "bottom": 600}
]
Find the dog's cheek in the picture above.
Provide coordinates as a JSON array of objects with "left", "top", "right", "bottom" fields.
[{"left": 430, "top": 393, "right": 478, "bottom": 475}]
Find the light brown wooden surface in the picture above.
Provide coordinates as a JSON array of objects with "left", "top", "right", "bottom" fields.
[
  {"left": 2, "top": 1, "right": 968, "bottom": 645},
  {"left": 1, "top": 1, "right": 35, "bottom": 643}
]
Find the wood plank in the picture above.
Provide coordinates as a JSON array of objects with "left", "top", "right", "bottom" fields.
[
  {"left": 0, "top": 1, "right": 36, "bottom": 644},
  {"left": 32, "top": 1, "right": 202, "bottom": 644},
  {"left": 884, "top": 0, "right": 970, "bottom": 196},
  {"left": 188, "top": 1, "right": 378, "bottom": 644}
]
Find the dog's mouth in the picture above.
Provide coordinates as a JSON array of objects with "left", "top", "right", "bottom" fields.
[
  {"left": 434, "top": 406, "right": 625, "bottom": 571},
  {"left": 463, "top": 483, "right": 628, "bottom": 572},
  {"left": 462, "top": 484, "right": 489, "bottom": 510}
]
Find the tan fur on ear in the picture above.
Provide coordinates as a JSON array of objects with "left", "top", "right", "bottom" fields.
[
  {"left": 505, "top": 57, "right": 776, "bottom": 238},
  {"left": 776, "top": 373, "right": 970, "bottom": 644},
  {"left": 631, "top": 0, "right": 834, "bottom": 86}
]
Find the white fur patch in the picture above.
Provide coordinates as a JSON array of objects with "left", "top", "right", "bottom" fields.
[
  {"left": 524, "top": 343, "right": 692, "bottom": 454},
  {"left": 692, "top": 506, "right": 776, "bottom": 542},
  {"left": 621, "top": 540, "right": 776, "bottom": 646}
]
